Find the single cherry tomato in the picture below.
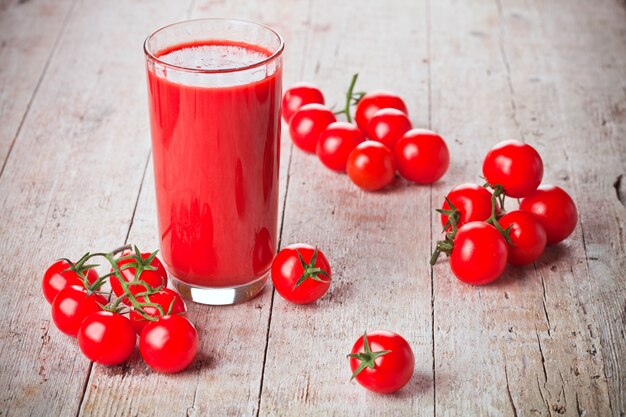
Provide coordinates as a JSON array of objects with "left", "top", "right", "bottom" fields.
[
  {"left": 348, "top": 330, "right": 415, "bottom": 394},
  {"left": 354, "top": 91, "right": 408, "bottom": 133},
  {"left": 78, "top": 311, "right": 136, "bottom": 366},
  {"left": 366, "top": 108, "right": 412, "bottom": 148},
  {"left": 289, "top": 103, "right": 337, "bottom": 153},
  {"left": 140, "top": 315, "right": 198, "bottom": 373},
  {"left": 520, "top": 185, "right": 578, "bottom": 244},
  {"left": 130, "top": 288, "right": 187, "bottom": 334},
  {"left": 51, "top": 285, "right": 107, "bottom": 337},
  {"left": 440, "top": 183, "right": 494, "bottom": 231},
  {"left": 271, "top": 244, "right": 331, "bottom": 304},
  {"left": 42, "top": 259, "right": 99, "bottom": 304},
  {"left": 110, "top": 251, "right": 168, "bottom": 305},
  {"left": 482, "top": 140, "right": 543, "bottom": 198},
  {"left": 316, "top": 122, "right": 365, "bottom": 172},
  {"left": 347, "top": 141, "right": 396, "bottom": 191},
  {"left": 499, "top": 210, "right": 547, "bottom": 266},
  {"left": 281, "top": 83, "right": 325, "bottom": 123},
  {"left": 394, "top": 129, "right": 449, "bottom": 184},
  {"left": 450, "top": 222, "right": 508, "bottom": 285}
]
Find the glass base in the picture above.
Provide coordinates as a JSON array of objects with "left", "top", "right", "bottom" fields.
[{"left": 170, "top": 272, "right": 268, "bottom": 305}]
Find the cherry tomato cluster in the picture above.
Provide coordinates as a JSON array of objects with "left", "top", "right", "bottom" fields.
[
  {"left": 282, "top": 74, "right": 450, "bottom": 191},
  {"left": 432, "top": 140, "right": 579, "bottom": 285},
  {"left": 42, "top": 245, "right": 198, "bottom": 373},
  {"left": 269, "top": 244, "right": 414, "bottom": 393}
]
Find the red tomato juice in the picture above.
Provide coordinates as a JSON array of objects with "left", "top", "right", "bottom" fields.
[{"left": 146, "top": 40, "right": 281, "bottom": 287}]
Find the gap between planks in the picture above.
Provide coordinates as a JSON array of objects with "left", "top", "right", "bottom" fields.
[{"left": 0, "top": 0, "right": 78, "bottom": 180}]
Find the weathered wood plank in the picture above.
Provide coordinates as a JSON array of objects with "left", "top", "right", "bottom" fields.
[
  {"left": 500, "top": 0, "right": 626, "bottom": 415},
  {"left": 76, "top": 0, "right": 314, "bottom": 415},
  {"left": 0, "top": 1, "right": 187, "bottom": 416},
  {"left": 430, "top": 0, "right": 624, "bottom": 415},
  {"left": 0, "top": 0, "right": 74, "bottom": 175},
  {"left": 258, "top": 0, "right": 434, "bottom": 415}
]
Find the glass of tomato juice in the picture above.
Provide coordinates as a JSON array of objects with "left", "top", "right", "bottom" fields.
[{"left": 144, "top": 19, "right": 283, "bottom": 305}]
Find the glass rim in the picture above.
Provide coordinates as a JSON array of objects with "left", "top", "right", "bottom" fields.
[{"left": 143, "top": 18, "right": 284, "bottom": 74}]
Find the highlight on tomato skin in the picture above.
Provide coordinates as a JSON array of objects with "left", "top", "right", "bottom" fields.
[
  {"left": 394, "top": 129, "right": 450, "bottom": 185},
  {"left": 482, "top": 140, "right": 544, "bottom": 198},
  {"left": 288, "top": 103, "right": 337, "bottom": 153},
  {"left": 316, "top": 122, "right": 365, "bottom": 173},
  {"left": 281, "top": 83, "right": 325, "bottom": 123},
  {"left": 78, "top": 311, "right": 136, "bottom": 366},
  {"left": 519, "top": 185, "right": 578, "bottom": 245},
  {"left": 449, "top": 221, "right": 509, "bottom": 286},
  {"left": 354, "top": 91, "right": 408, "bottom": 133},
  {"left": 347, "top": 141, "right": 396, "bottom": 191}
]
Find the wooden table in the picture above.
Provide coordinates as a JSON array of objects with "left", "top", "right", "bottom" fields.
[{"left": 1, "top": 0, "right": 624, "bottom": 415}]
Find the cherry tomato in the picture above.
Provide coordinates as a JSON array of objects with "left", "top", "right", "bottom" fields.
[
  {"left": 271, "top": 244, "right": 331, "bottom": 304},
  {"left": 78, "top": 311, "right": 136, "bottom": 366},
  {"left": 440, "top": 183, "right": 494, "bottom": 231},
  {"left": 316, "top": 122, "right": 365, "bottom": 172},
  {"left": 349, "top": 330, "right": 415, "bottom": 394},
  {"left": 394, "top": 129, "right": 449, "bottom": 184},
  {"left": 51, "top": 285, "right": 107, "bottom": 337},
  {"left": 110, "top": 251, "right": 168, "bottom": 305},
  {"left": 520, "top": 185, "right": 578, "bottom": 244},
  {"left": 130, "top": 288, "right": 187, "bottom": 334},
  {"left": 289, "top": 103, "right": 336, "bottom": 153},
  {"left": 499, "top": 210, "right": 547, "bottom": 266},
  {"left": 42, "top": 259, "right": 99, "bottom": 304},
  {"left": 482, "top": 140, "right": 543, "bottom": 198},
  {"left": 366, "top": 108, "right": 412, "bottom": 148},
  {"left": 450, "top": 222, "right": 508, "bottom": 285},
  {"left": 281, "top": 83, "right": 325, "bottom": 123},
  {"left": 347, "top": 142, "right": 396, "bottom": 191},
  {"left": 140, "top": 315, "right": 198, "bottom": 373},
  {"left": 354, "top": 91, "right": 408, "bottom": 133}
]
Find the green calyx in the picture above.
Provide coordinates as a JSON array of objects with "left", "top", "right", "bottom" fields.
[
  {"left": 293, "top": 247, "right": 330, "bottom": 289},
  {"left": 348, "top": 332, "right": 391, "bottom": 380}
]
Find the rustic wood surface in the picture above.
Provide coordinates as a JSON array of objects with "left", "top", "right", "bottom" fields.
[{"left": 0, "top": 0, "right": 624, "bottom": 416}]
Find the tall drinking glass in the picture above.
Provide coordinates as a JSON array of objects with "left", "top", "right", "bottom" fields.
[{"left": 144, "top": 19, "right": 283, "bottom": 305}]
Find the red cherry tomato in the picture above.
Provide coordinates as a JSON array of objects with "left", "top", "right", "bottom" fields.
[
  {"left": 482, "top": 140, "right": 543, "bottom": 198},
  {"left": 271, "top": 244, "right": 332, "bottom": 304},
  {"left": 78, "top": 311, "right": 136, "bottom": 366},
  {"left": 354, "top": 91, "right": 408, "bottom": 133},
  {"left": 140, "top": 315, "right": 198, "bottom": 373},
  {"left": 51, "top": 285, "right": 107, "bottom": 337},
  {"left": 281, "top": 83, "right": 325, "bottom": 123},
  {"left": 520, "top": 185, "right": 578, "bottom": 244},
  {"left": 130, "top": 288, "right": 187, "bottom": 334},
  {"left": 347, "top": 142, "right": 396, "bottom": 191},
  {"left": 394, "top": 129, "right": 449, "bottom": 184},
  {"left": 440, "top": 183, "right": 494, "bottom": 231},
  {"left": 450, "top": 222, "right": 508, "bottom": 285},
  {"left": 289, "top": 103, "right": 336, "bottom": 153},
  {"left": 42, "top": 259, "right": 99, "bottom": 304},
  {"left": 110, "top": 251, "right": 168, "bottom": 305},
  {"left": 366, "top": 108, "right": 412, "bottom": 148},
  {"left": 316, "top": 122, "right": 365, "bottom": 172},
  {"left": 349, "top": 330, "right": 415, "bottom": 394},
  {"left": 499, "top": 210, "right": 547, "bottom": 266}
]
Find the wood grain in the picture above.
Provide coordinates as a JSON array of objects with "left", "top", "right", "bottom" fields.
[
  {"left": 0, "top": 0, "right": 624, "bottom": 415},
  {"left": 257, "top": 0, "right": 434, "bottom": 415},
  {"left": 0, "top": 0, "right": 74, "bottom": 176},
  {"left": 0, "top": 0, "right": 188, "bottom": 416}
]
